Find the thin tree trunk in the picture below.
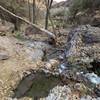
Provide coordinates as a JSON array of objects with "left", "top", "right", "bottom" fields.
[
  {"left": 49, "top": 14, "right": 56, "bottom": 35},
  {"left": 28, "top": 0, "right": 31, "bottom": 22},
  {"left": 15, "top": 18, "right": 19, "bottom": 30},
  {"left": 1, "top": 13, "right": 5, "bottom": 25},
  {"left": 45, "top": 0, "right": 53, "bottom": 30},
  {"left": 45, "top": 7, "right": 49, "bottom": 29},
  {"left": 33, "top": 0, "right": 36, "bottom": 24}
]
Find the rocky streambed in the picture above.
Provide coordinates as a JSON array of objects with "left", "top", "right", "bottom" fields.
[{"left": 0, "top": 25, "right": 100, "bottom": 100}]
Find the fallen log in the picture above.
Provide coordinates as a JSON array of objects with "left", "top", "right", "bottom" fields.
[{"left": 0, "top": 5, "right": 56, "bottom": 39}]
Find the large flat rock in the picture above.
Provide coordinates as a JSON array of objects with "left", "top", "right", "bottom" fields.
[{"left": 0, "top": 36, "right": 50, "bottom": 99}]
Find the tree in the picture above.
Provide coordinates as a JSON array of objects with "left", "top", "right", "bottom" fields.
[
  {"left": 45, "top": 0, "right": 53, "bottom": 29},
  {"left": 33, "top": 0, "right": 36, "bottom": 24},
  {"left": 28, "top": 0, "right": 31, "bottom": 22}
]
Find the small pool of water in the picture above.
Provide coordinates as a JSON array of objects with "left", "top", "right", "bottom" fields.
[{"left": 13, "top": 71, "right": 61, "bottom": 99}]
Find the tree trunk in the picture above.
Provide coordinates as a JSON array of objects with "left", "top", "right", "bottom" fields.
[
  {"left": 45, "top": 0, "right": 53, "bottom": 30},
  {"left": 33, "top": 0, "right": 36, "bottom": 24},
  {"left": 28, "top": 0, "right": 31, "bottom": 22},
  {"left": 14, "top": 18, "right": 20, "bottom": 31},
  {"left": 45, "top": 7, "right": 49, "bottom": 29}
]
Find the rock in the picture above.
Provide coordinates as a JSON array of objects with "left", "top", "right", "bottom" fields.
[
  {"left": 74, "top": 83, "right": 88, "bottom": 94},
  {"left": 81, "top": 96, "right": 100, "bottom": 100},
  {"left": 13, "top": 73, "right": 35, "bottom": 98},
  {"left": 24, "top": 26, "right": 49, "bottom": 41},
  {"left": 66, "top": 25, "right": 100, "bottom": 62},
  {"left": 49, "top": 59, "right": 59, "bottom": 67},
  {"left": 81, "top": 96, "right": 92, "bottom": 100},
  {"left": 0, "top": 20, "right": 14, "bottom": 35},
  {"left": 97, "top": 98, "right": 100, "bottom": 100},
  {"left": 84, "top": 73, "right": 100, "bottom": 85},
  {"left": 0, "top": 36, "right": 50, "bottom": 99},
  {"left": 58, "top": 25, "right": 100, "bottom": 78},
  {"left": 67, "top": 25, "right": 100, "bottom": 62},
  {"left": 45, "top": 62, "right": 52, "bottom": 70},
  {"left": 44, "top": 85, "right": 72, "bottom": 100},
  {"left": 7, "top": 97, "right": 17, "bottom": 100},
  {"left": 71, "top": 91, "right": 80, "bottom": 100},
  {"left": 58, "top": 63, "right": 68, "bottom": 74},
  {"left": 28, "top": 49, "right": 44, "bottom": 61},
  {"left": 0, "top": 53, "right": 9, "bottom": 60},
  {"left": 60, "top": 70, "right": 85, "bottom": 83},
  {"left": 26, "top": 41, "right": 51, "bottom": 50},
  {"left": 94, "top": 87, "right": 100, "bottom": 97},
  {"left": 44, "top": 85, "right": 84, "bottom": 100},
  {"left": 44, "top": 59, "right": 59, "bottom": 73}
]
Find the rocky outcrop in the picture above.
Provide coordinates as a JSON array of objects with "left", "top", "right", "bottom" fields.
[
  {"left": 0, "top": 25, "right": 100, "bottom": 100},
  {"left": 58, "top": 25, "right": 100, "bottom": 97},
  {"left": 64, "top": 25, "right": 100, "bottom": 68},
  {"left": 0, "top": 36, "right": 51, "bottom": 99},
  {"left": 44, "top": 85, "right": 73, "bottom": 100},
  {"left": 43, "top": 85, "right": 100, "bottom": 100},
  {"left": 40, "top": 24, "right": 100, "bottom": 100}
]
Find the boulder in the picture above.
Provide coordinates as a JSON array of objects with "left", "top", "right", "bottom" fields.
[
  {"left": 59, "top": 25, "right": 100, "bottom": 93},
  {"left": 65, "top": 25, "right": 100, "bottom": 69},
  {"left": 0, "top": 36, "right": 51, "bottom": 99}
]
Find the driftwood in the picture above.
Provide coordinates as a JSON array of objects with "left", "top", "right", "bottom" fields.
[{"left": 0, "top": 5, "right": 55, "bottom": 39}]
